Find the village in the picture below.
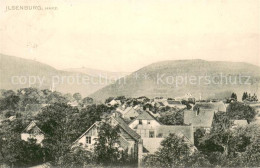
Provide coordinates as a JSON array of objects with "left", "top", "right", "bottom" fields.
[{"left": 1, "top": 88, "right": 259, "bottom": 167}]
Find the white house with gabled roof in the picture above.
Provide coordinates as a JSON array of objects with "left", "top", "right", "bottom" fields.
[
  {"left": 128, "top": 111, "right": 162, "bottom": 130},
  {"left": 21, "top": 121, "right": 45, "bottom": 145},
  {"left": 128, "top": 111, "right": 194, "bottom": 154},
  {"left": 73, "top": 114, "right": 143, "bottom": 162}
]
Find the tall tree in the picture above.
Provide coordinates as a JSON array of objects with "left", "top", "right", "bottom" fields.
[
  {"left": 242, "top": 92, "right": 248, "bottom": 101},
  {"left": 226, "top": 102, "right": 257, "bottom": 123},
  {"left": 36, "top": 103, "right": 79, "bottom": 164},
  {"left": 94, "top": 122, "right": 121, "bottom": 166},
  {"left": 231, "top": 92, "right": 237, "bottom": 101},
  {"left": 0, "top": 90, "right": 20, "bottom": 111},
  {"left": 73, "top": 93, "right": 82, "bottom": 102}
]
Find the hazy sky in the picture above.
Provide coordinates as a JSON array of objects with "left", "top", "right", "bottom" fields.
[{"left": 0, "top": 0, "right": 259, "bottom": 72}]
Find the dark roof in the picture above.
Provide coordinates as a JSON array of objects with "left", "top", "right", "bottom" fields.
[
  {"left": 193, "top": 102, "right": 226, "bottom": 112},
  {"left": 135, "top": 111, "right": 158, "bottom": 120},
  {"left": 157, "top": 102, "right": 165, "bottom": 106},
  {"left": 167, "top": 100, "right": 182, "bottom": 105},
  {"left": 112, "top": 116, "right": 141, "bottom": 141},
  {"left": 184, "top": 109, "right": 215, "bottom": 128}
]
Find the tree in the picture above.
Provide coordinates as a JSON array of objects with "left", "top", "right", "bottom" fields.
[
  {"left": 252, "top": 93, "right": 258, "bottom": 102},
  {"left": 240, "top": 139, "right": 260, "bottom": 167},
  {"left": 63, "top": 93, "right": 73, "bottom": 102},
  {"left": 226, "top": 102, "right": 257, "bottom": 123},
  {"left": 143, "top": 134, "right": 193, "bottom": 167},
  {"left": 194, "top": 128, "right": 206, "bottom": 148},
  {"left": 212, "top": 112, "right": 232, "bottom": 132},
  {"left": 0, "top": 137, "right": 47, "bottom": 167},
  {"left": 94, "top": 122, "right": 121, "bottom": 166},
  {"left": 199, "top": 130, "right": 233, "bottom": 156},
  {"left": 242, "top": 92, "right": 258, "bottom": 102},
  {"left": 115, "top": 96, "right": 126, "bottom": 103},
  {"left": 105, "top": 97, "right": 114, "bottom": 104},
  {"left": 158, "top": 110, "right": 184, "bottom": 125},
  {"left": 17, "top": 88, "right": 42, "bottom": 108},
  {"left": 185, "top": 152, "right": 212, "bottom": 167},
  {"left": 0, "top": 90, "right": 20, "bottom": 111},
  {"left": 0, "top": 116, "right": 46, "bottom": 167},
  {"left": 242, "top": 92, "right": 248, "bottom": 101},
  {"left": 81, "top": 97, "right": 93, "bottom": 106},
  {"left": 59, "top": 146, "right": 94, "bottom": 168},
  {"left": 73, "top": 93, "right": 82, "bottom": 102},
  {"left": 36, "top": 103, "right": 79, "bottom": 164},
  {"left": 231, "top": 92, "right": 237, "bottom": 101},
  {"left": 197, "top": 122, "right": 260, "bottom": 167}
]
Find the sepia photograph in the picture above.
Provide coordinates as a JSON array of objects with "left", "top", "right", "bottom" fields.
[{"left": 0, "top": 0, "right": 259, "bottom": 167}]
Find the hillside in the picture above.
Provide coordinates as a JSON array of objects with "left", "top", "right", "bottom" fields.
[
  {"left": 0, "top": 54, "right": 107, "bottom": 96},
  {"left": 64, "top": 67, "right": 130, "bottom": 79},
  {"left": 90, "top": 60, "right": 260, "bottom": 101}
]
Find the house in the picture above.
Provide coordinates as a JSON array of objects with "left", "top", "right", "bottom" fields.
[
  {"left": 193, "top": 101, "right": 226, "bottom": 113},
  {"left": 128, "top": 111, "right": 162, "bottom": 130},
  {"left": 133, "top": 104, "right": 142, "bottom": 110},
  {"left": 137, "top": 97, "right": 148, "bottom": 102},
  {"left": 139, "top": 125, "right": 194, "bottom": 154},
  {"left": 129, "top": 111, "right": 194, "bottom": 154},
  {"left": 153, "top": 97, "right": 167, "bottom": 102},
  {"left": 152, "top": 101, "right": 165, "bottom": 108},
  {"left": 21, "top": 121, "right": 45, "bottom": 144},
  {"left": 68, "top": 101, "right": 78, "bottom": 107},
  {"left": 108, "top": 99, "right": 122, "bottom": 106},
  {"left": 231, "top": 120, "right": 248, "bottom": 129},
  {"left": 8, "top": 116, "right": 16, "bottom": 121},
  {"left": 146, "top": 110, "right": 161, "bottom": 118},
  {"left": 118, "top": 106, "right": 140, "bottom": 120},
  {"left": 73, "top": 114, "right": 142, "bottom": 162},
  {"left": 184, "top": 108, "right": 215, "bottom": 132},
  {"left": 163, "top": 100, "right": 186, "bottom": 109}
]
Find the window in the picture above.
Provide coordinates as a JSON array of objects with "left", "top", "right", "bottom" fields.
[
  {"left": 139, "top": 120, "right": 143, "bottom": 125},
  {"left": 86, "top": 136, "right": 91, "bottom": 144},
  {"left": 157, "top": 133, "right": 163, "bottom": 138},
  {"left": 149, "top": 131, "right": 155, "bottom": 138}
]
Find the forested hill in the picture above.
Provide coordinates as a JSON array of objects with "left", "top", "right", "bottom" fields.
[
  {"left": 91, "top": 59, "right": 260, "bottom": 101},
  {"left": 0, "top": 54, "right": 106, "bottom": 96}
]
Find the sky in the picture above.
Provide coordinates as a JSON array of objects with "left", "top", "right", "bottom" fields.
[{"left": 0, "top": 0, "right": 259, "bottom": 72}]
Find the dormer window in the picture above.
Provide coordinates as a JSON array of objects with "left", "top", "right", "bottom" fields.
[{"left": 139, "top": 120, "right": 143, "bottom": 125}]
